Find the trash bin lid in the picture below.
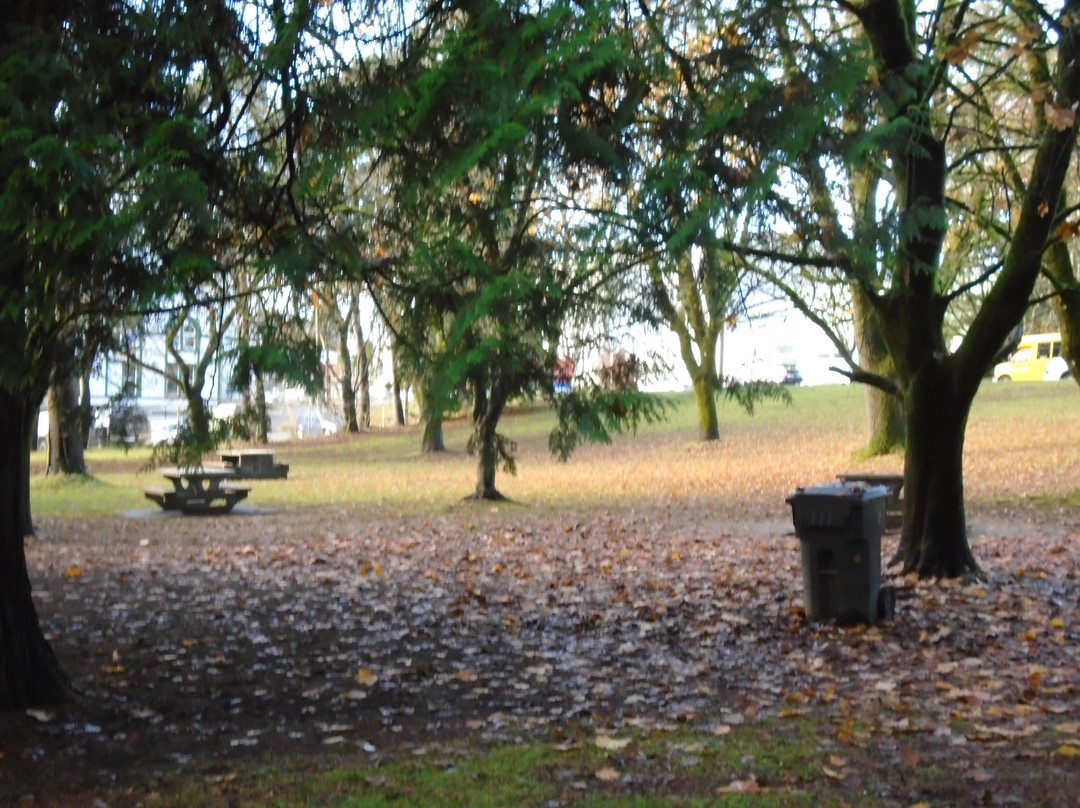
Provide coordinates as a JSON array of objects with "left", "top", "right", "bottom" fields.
[
  {"left": 786, "top": 482, "right": 892, "bottom": 531},
  {"left": 786, "top": 482, "right": 892, "bottom": 503}
]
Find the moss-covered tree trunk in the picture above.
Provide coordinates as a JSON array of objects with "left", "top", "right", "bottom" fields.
[
  {"left": 691, "top": 377, "right": 719, "bottom": 441},
  {"left": 1044, "top": 239, "right": 1080, "bottom": 381},
  {"left": 852, "top": 286, "right": 905, "bottom": 457},
  {"left": 45, "top": 373, "right": 86, "bottom": 476}
]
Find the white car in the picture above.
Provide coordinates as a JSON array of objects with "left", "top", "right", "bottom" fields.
[
  {"left": 295, "top": 409, "right": 340, "bottom": 438},
  {"left": 149, "top": 418, "right": 183, "bottom": 445},
  {"left": 1043, "top": 355, "right": 1071, "bottom": 380}
]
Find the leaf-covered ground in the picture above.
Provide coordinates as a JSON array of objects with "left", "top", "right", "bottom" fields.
[{"left": 4, "top": 387, "right": 1080, "bottom": 806}]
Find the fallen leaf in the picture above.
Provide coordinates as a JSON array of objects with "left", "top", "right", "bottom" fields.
[
  {"left": 1052, "top": 744, "right": 1080, "bottom": 758},
  {"left": 718, "top": 778, "right": 760, "bottom": 793},
  {"left": 595, "top": 767, "right": 621, "bottom": 782},
  {"left": 354, "top": 668, "right": 379, "bottom": 687},
  {"left": 595, "top": 735, "right": 632, "bottom": 751},
  {"left": 63, "top": 566, "right": 83, "bottom": 579}
]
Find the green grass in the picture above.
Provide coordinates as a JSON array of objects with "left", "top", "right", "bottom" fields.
[
  {"left": 28, "top": 380, "right": 1080, "bottom": 519},
  {"left": 126, "top": 719, "right": 847, "bottom": 808}
]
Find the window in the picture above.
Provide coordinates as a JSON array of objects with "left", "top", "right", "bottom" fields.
[{"left": 1037, "top": 342, "right": 1051, "bottom": 359}]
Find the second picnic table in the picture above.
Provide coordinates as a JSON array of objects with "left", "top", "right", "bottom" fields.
[
  {"left": 217, "top": 448, "right": 289, "bottom": 479},
  {"left": 144, "top": 466, "right": 250, "bottom": 515}
]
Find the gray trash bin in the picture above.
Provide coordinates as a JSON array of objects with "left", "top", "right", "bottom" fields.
[{"left": 786, "top": 483, "right": 892, "bottom": 624}]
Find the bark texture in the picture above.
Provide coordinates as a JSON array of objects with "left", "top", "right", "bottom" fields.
[{"left": 0, "top": 391, "right": 72, "bottom": 710}]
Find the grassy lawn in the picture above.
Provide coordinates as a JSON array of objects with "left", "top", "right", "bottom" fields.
[
  {"left": 30, "top": 379, "right": 1080, "bottom": 518},
  {"left": 14, "top": 380, "right": 1080, "bottom": 808}
]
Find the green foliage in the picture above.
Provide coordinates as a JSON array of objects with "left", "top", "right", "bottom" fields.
[
  {"left": 230, "top": 316, "right": 324, "bottom": 398},
  {"left": 719, "top": 378, "right": 792, "bottom": 416},
  {"left": 548, "top": 387, "right": 666, "bottom": 461}
]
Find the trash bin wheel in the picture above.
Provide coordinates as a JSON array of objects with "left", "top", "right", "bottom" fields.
[{"left": 877, "top": 585, "right": 896, "bottom": 620}]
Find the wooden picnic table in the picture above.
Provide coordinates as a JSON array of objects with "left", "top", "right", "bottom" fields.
[
  {"left": 144, "top": 466, "right": 249, "bottom": 515},
  {"left": 217, "top": 448, "right": 289, "bottom": 479}
]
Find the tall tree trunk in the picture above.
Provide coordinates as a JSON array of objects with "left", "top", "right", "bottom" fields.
[
  {"left": 337, "top": 324, "right": 359, "bottom": 433},
  {"left": 183, "top": 382, "right": 211, "bottom": 446},
  {"left": 21, "top": 391, "right": 39, "bottom": 538},
  {"left": 0, "top": 390, "right": 72, "bottom": 709},
  {"left": 852, "top": 286, "right": 905, "bottom": 456},
  {"left": 352, "top": 301, "right": 371, "bottom": 430},
  {"left": 891, "top": 361, "right": 979, "bottom": 577},
  {"left": 78, "top": 369, "right": 92, "bottom": 448},
  {"left": 420, "top": 385, "right": 445, "bottom": 453},
  {"left": 1044, "top": 239, "right": 1080, "bottom": 382},
  {"left": 392, "top": 350, "right": 406, "bottom": 426},
  {"left": 470, "top": 379, "right": 509, "bottom": 500},
  {"left": 254, "top": 371, "right": 269, "bottom": 443},
  {"left": 45, "top": 373, "right": 86, "bottom": 476}
]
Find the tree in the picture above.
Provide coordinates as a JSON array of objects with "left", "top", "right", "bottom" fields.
[
  {"left": 0, "top": 0, "right": 241, "bottom": 707},
  {"left": 370, "top": 0, "right": 660, "bottom": 498},
  {"left": 626, "top": 0, "right": 786, "bottom": 441},
  {"left": 1, "top": 0, "right": 349, "bottom": 708},
  {"left": 751, "top": 0, "right": 1080, "bottom": 576}
]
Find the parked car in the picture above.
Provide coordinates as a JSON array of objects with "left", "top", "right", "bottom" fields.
[
  {"left": 782, "top": 366, "right": 803, "bottom": 385},
  {"left": 149, "top": 417, "right": 184, "bottom": 446},
  {"left": 993, "top": 332, "right": 1062, "bottom": 381},
  {"left": 94, "top": 401, "right": 151, "bottom": 446},
  {"left": 295, "top": 409, "right": 340, "bottom": 439},
  {"left": 37, "top": 401, "right": 150, "bottom": 449},
  {"left": 1043, "top": 355, "right": 1071, "bottom": 380}
]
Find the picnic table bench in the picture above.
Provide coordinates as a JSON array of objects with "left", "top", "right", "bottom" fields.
[
  {"left": 144, "top": 466, "right": 250, "bottom": 515},
  {"left": 217, "top": 448, "right": 289, "bottom": 479},
  {"left": 836, "top": 472, "right": 904, "bottom": 531}
]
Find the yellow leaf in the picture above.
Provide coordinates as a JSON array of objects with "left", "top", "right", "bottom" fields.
[
  {"left": 1049, "top": 617, "right": 1065, "bottom": 629},
  {"left": 594, "top": 735, "right": 632, "bottom": 750},
  {"left": 105, "top": 664, "right": 126, "bottom": 675},
  {"left": 1053, "top": 744, "right": 1080, "bottom": 758},
  {"left": 355, "top": 668, "right": 379, "bottom": 687},
  {"left": 63, "top": 566, "right": 83, "bottom": 579}
]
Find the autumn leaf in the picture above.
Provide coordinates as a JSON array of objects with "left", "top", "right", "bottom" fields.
[
  {"left": 1053, "top": 744, "right": 1080, "bottom": 758},
  {"left": 594, "top": 767, "right": 621, "bottom": 782},
  {"left": 594, "top": 735, "right": 632, "bottom": 751},
  {"left": 354, "top": 668, "right": 379, "bottom": 687},
  {"left": 63, "top": 566, "right": 83, "bottom": 579},
  {"left": 1045, "top": 101, "right": 1077, "bottom": 131}
]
